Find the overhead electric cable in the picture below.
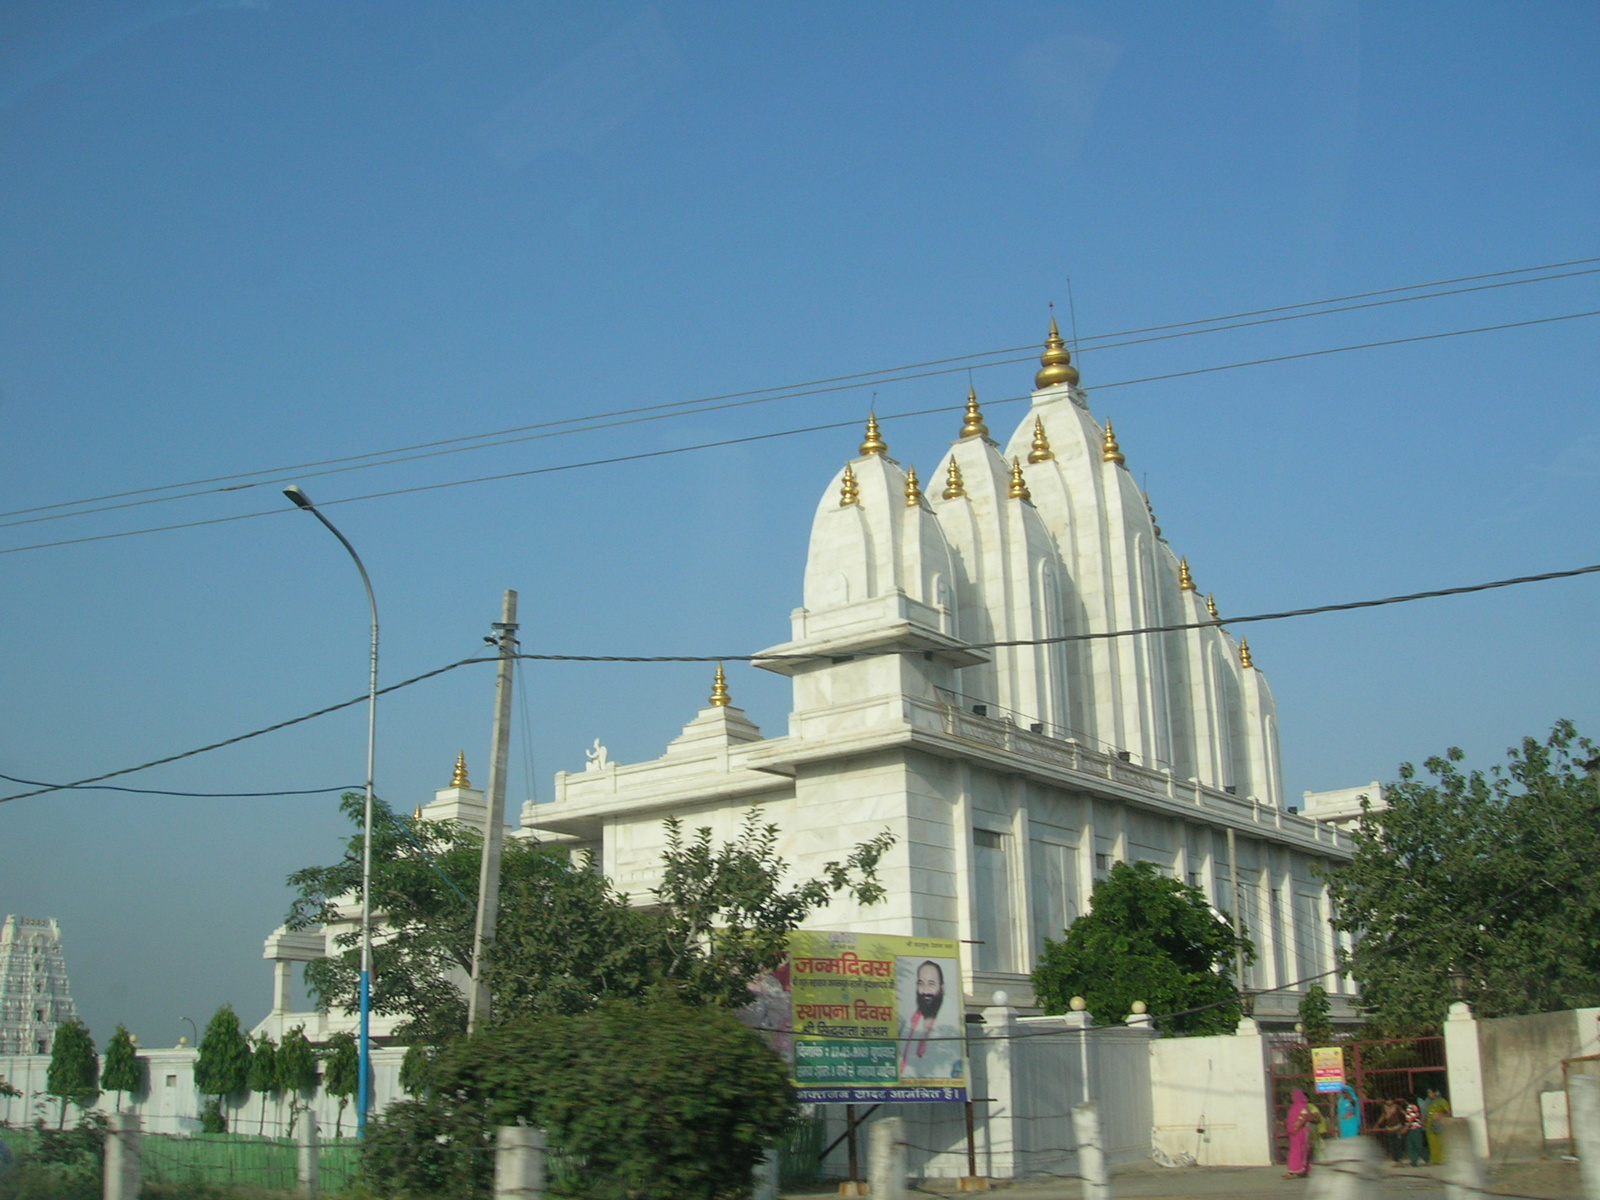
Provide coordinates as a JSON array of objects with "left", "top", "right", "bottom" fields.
[
  {"left": 4, "top": 306, "right": 1595, "bottom": 559},
  {"left": 6, "top": 254, "right": 1593, "bottom": 526},
  {"left": 4, "top": 558, "right": 1595, "bottom": 805},
  {"left": 0, "top": 655, "right": 493, "bottom": 804},
  {"left": 10, "top": 262, "right": 1593, "bottom": 536},
  {"left": 0, "top": 772, "right": 358, "bottom": 798}
]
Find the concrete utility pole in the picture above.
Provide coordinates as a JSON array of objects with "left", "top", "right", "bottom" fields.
[
  {"left": 1227, "top": 828, "right": 1247, "bottom": 996},
  {"left": 468, "top": 589, "right": 519, "bottom": 1034}
]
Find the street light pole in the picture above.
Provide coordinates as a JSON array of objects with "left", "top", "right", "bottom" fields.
[{"left": 283, "top": 484, "right": 379, "bottom": 1139}]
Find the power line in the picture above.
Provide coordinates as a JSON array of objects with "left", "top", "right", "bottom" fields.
[
  {"left": 8, "top": 255, "right": 1593, "bottom": 531},
  {"left": 5, "top": 306, "right": 1596, "bottom": 559},
  {"left": 0, "top": 771, "right": 356, "bottom": 798},
  {"left": 4, "top": 556, "right": 1596, "bottom": 805},
  {"left": 0, "top": 655, "right": 493, "bottom": 805}
]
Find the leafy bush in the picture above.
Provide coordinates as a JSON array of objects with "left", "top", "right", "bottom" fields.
[
  {"left": 366, "top": 992, "right": 796, "bottom": 1200},
  {"left": 0, "top": 1119, "right": 103, "bottom": 1200},
  {"left": 1034, "top": 860, "right": 1251, "bottom": 1035}
]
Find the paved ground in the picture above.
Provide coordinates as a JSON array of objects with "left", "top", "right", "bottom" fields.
[{"left": 784, "top": 1157, "right": 1587, "bottom": 1200}]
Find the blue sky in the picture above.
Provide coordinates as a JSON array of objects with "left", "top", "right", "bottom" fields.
[{"left": 1, "top": 1, "right": 1595, "bottom": 1048}]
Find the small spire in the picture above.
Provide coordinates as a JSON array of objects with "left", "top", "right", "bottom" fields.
[
  {"left": 1101, "top": 419, "right": 1125, "bottom": 465},
  {"left": 710, "top": 663, "right": 732, "bottom": 707},
  {"left": 414, "top": 804, "right": 424, "bottom": 821},
  {"left": 451, "top": 751, "right": 470, "bottom": 789},
  {"left": 1035, "top": 315, "right": 1081, "bottom": 389},
  {"left": 942, "top": 458, "right": 966, "bottom": 499},
  {"left": 1144, "top": 493, "right": 1162, "bottom": 539},
  {"left": 1178, "top": 557, "right": 1195, "bottom": 591},
  {"left": 1027, "top": 416, "right": 1054, "bottom": 463},
  {"left": 1206, "top": 593, "right": 1219, "bottom": 620},
  {"left": 859, "top": 413, "right": 887, "bottom": 457},
  {"left": 839, "top": 464, "right": 860, "bottom": 507},
  {"left": 904, "top": 465, "right": 923, "bottom": 507},
  {"left": 1008, "top": 457, "right": 1032, "bottom": 501},
  {"left": 959, "top": 387, "right": 989, "bottom": 439},
  {"left": 1239, "top": 639, "right": 1254, "bottom": 669}
]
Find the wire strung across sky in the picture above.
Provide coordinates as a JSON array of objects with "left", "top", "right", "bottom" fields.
[
  {"left": 4, "top": 260, "right": 1594, "bottom": 538},
  {"left": 9, "top": 252, "right": 1592, "bottom": 529},
  {"left": 4, "top": 557, "right": 1596, "bottom": 805},
  {"left": 4, "top": 306, "right": 1598, "bottom": 559}
]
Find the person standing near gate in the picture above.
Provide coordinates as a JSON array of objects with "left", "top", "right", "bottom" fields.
[
  {"left": 1374, "top": 1098, "right": 1405, "bottom": 1162},
  {"left": 1284, "top": 1090, "right": 1316, "bottom": 1178},
  {"left": 1337, "top": 1085, "right": 1361, "bottom": 1138},
  {"left": 1424, "top": 1088, "right": 1451, "bottom": 1164},
  {"left": 1401, "top": 1100, "right": 1428, "bottom": 1167}
]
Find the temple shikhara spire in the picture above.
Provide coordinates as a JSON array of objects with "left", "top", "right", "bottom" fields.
[
  {"left": 1035, "top": 315, "right": 1080, "bottom": 389},
  {"left": 942, "top": 458, "right": 966, "bottom": 499},
  {"left": 959, "top": 387, "right": 989, "bottom": 440},
  {"left": 839, "top": 463, "right": 860, "bottom": 506},
  {"left": 904, "top": 465, "right": 923, "bottom": 507},
  {"left": 1027, "top": 416, "right": 1054, "bottom": 463},
  {"left": 1101, "top": 419, "right": 1125, "bottom": 465},
  {"left": 859, "top": 413, "right": 887, "bottom": 457}
]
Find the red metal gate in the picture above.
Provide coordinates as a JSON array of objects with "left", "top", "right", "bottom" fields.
[{"left": 1266, "top": 1034, "right": 1448, "bottom": 1164}]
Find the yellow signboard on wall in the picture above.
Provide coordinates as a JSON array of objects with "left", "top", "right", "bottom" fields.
[{"left": 787, "top": 930, "right": 967, "bottom": 1103}]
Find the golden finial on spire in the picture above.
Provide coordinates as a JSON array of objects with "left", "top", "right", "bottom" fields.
[
  {"left": 1101, "top": 419, "right": 1125, "bottom": 465},
  {"left": 1035, "top": 314, "right": 1081, "bottom": 389},
  {"left": 1206, "top": 593, "right": 1219, "bottom": 620},
  {"left": 451, "top": 751, "right": 470, "bottom": 789},
  {"left": 942, "top": 458, "right": 966, "bottom": 499},
  {"left": 1008, "top": 457, "right": 1032, "bottom": 501},
  {"left": 1178, "top": 557, "right": 1195, "bottom": 592},
  {"left": 1239, "top": 639, "right": 1254, "bottom": 669},
  {"left": 414, "top": 804, "right": 424, "bottom": 821},
  {"left": 958, "top": 387, "right": 989, "bottom": 440},
  {"left": 710, "top": 663, "right": 731, "bottom": 707},
  {"left": 904, "top": 465, "right": 923, "bottom": 507},
  {"left": 859, "top": 413, "right": 887, "bottom": 457},
  {"left": 839, "top": 464, "right": 860, "bottom": 507},
  {"left": 1144, "top": 492, "right": 1162, "bottom": 538},
  {"left": 1027, "top": 416, "right": 1054, "bottom": 463}
]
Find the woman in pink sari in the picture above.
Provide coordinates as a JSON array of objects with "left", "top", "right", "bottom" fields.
[{"left": 1285, "top": 1089, "right": 1314, "bottom": 1177}]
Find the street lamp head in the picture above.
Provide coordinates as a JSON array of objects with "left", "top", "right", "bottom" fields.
[{"left": 283, "top": 485, "right": 315, "bottom": 510}]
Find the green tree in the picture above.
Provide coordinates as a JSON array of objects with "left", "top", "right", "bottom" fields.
[
  {"left": 1298, "top": 985, "right": 1334, "bottom": 1044},
  {"left": 276, "top": 1026, "right": 319, "bottom": 1135},
  {"left": 1033, "top": 860, "right": 1251, "bottom": 1035},
  {"left": 100, "top": 1026, "right": 143, "bottom": 1111},
  {"left": 45, "top": 1019, "right": 98, "bottom": 1128},
  {"left": 378, "top": 993, "right": 796, "bottom": 1200},
  {"left": 398, "top": 1042, "right": 432, "bottom": 1097},
  {"left": 194, "top": 1005, "right": 251, "bottom": 1133},
  {"left": 288, "top": 797, "right": 891, "bottom": 1040},
  {"left": 1326, "top": 720, "right": 1600, "bottom": 1031},
  {"left": 322, "top": 1032, "right": 360, "bottom": 1138},
  {"left": 246, "top": 1034, "right": 279, "bottom": 1135}
]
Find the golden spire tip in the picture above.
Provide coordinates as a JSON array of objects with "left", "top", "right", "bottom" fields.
[
  {"left": 959, "top": 387, "right": 990, "bottom": 440},
  {"left": 1036, "top": 315, "right": 1081, "bottom": 389},
  {"left": 710, "top": 663, "right": 732, "bottom": 707},
  {"left": 1206, "top": 593, "right": 1219, "bottom": 620},
  {"left": 904, "top": 464, "right": 923, "bottom": 507},
  {"left": 451, "top": 751, "right": 470, "bottom": 789},
  {"left": 1027, "top": 416, "right": 1054, "bottom": 463},
  {"left": 1178, "top": 557, "right": 1195, "bottom": 592},
  {"left": 1008, "top": 457, "right": 1032, "bottom": 501},
  {"left": 1240, "top": 639, "right": 1254, "bottom": 669},
  {"left": 942, "top": 457, "right": 966, "bottom": 500},
  {"left": 859, "top": 413, "right": 887, "bottom": 457},
  {"left": 839, "top": 463, "right": 860, "bottom": 507},
  {"left": 1101, "top": 419, "right": 1125, "bottom": 466}
]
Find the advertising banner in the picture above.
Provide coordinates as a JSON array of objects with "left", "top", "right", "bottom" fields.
[
  {"left": 1311, "top": 1046, "right": 1345, "bottom": 1094},
  {"left": 787, "top": 930, "right": 966, "bottom": 1103}
]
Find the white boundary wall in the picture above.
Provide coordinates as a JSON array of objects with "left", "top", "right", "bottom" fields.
[
  {"left": 1150, "top": 1020, "right": 1273, "bottom": 1166},
  {"left": 0, "top": 1046, "right": 407, "bottom": 1137}
]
